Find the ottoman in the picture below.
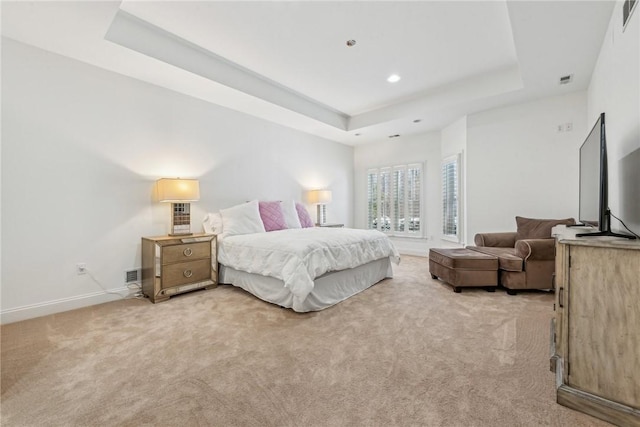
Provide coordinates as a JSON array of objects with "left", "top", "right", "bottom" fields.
[{"left": 429, "top": 248, "right": 499, "bottom": 293}]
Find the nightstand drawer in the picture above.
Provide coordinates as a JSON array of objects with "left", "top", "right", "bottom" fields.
[
  {"left": 161, "top": 259, "right": 211, "bottom": 288},
  {"left": 162, "top": 242, "right": 210, "bottom": 264}
]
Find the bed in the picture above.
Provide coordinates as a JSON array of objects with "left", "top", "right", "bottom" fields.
[{"left": 203, "top": 200, "right": 400, "bottom": 312}]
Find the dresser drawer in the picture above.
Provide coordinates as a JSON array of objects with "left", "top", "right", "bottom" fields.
[
  {"left": 161, "top": 259, "right": 211, "bottom": 288},
  {"left": 162, "top": 242, "right": 210, "bottom": 264}
]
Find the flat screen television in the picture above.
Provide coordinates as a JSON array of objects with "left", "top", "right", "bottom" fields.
[{"left": 577, "top": 112, "right": 635, "bottom": 239}]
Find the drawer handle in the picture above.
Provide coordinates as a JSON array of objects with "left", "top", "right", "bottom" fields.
[
  {"left": 558, "top": 287, "right": 564, "bottom": 308},
  {"left": 183, "top": 248, "right": 193, "bottom": 257},
  {"left": 183, "top": 269, "right": 193, "bottom": 278}
]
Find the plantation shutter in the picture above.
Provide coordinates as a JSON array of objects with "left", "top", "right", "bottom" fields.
[
  {"left": 367, "top": 169, "right": 378, "bottom": 230},
  {"left": 379, "top": 167, "right": 391, "bottom": 231},
  {"left": 407, "top": 164, "right": 421, "bottom": 233},
  {"left": 366, "top": 163, "right": 422, "bottom": 236},
  {"left": 393, "top": 167, "right": 405, "bottom": 232},
  {"left": 442, "top": 156, "right": 459, "bottom": 238}
]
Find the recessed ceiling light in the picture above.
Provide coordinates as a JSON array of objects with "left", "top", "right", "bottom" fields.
[{"left": 387, "top": 74, "right": 401, "bottom": 83}]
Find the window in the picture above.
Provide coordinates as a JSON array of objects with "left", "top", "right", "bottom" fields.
[
  {"left": 367, "top": 163, "right": 422, "bottom": 236},
  {"left": 442, "top": 154, "right": 462, "bottom": 242}
]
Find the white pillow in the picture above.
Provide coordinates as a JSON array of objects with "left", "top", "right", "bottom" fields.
[
  {"left": 202, "top": 212, "right": 223, "bottom": 234},
  {"left": 280, "top": 200, "right": 301, "bottom": 229},
  {"left": 220, "top": 200, "right": 266, "bottom": 236}
]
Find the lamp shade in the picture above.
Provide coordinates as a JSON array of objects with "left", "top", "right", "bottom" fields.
[
  {"left": 156, "top": 178, "right": 200, "bottom": 202},
  {"left": 308, "top": 189, "right": 332, "bottom": 205}
]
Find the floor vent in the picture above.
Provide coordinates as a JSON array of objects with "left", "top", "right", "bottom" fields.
[{"left": 125, "top": 269, "right": 141, "bottom": 284}]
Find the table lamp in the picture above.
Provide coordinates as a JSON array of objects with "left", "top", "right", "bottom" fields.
[
  {"left": 156, "top": 178, "right": 200, "bottom": 236},
  {"left": 308, "top": 189, "right": 332, "bottom": 225}
]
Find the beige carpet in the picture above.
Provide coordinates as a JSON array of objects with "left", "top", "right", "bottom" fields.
[{"left": 1, "top": 256, "right": 609, "bottom": 426}]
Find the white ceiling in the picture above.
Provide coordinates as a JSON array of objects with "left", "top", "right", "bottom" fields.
[{"left": 1, "top": 1, "right": 615, "bottom": 146}]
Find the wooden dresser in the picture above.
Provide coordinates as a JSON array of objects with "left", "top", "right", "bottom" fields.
[
  {"left": 141, "top": 233, "right": 217, "bottom": 303},
  {"left": 551, "top": 237, "right": 640, "bottom": 426}
]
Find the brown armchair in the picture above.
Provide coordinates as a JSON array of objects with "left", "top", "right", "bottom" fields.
[{"left": 468, "top": 217, "right": 575, "bottom": 294}]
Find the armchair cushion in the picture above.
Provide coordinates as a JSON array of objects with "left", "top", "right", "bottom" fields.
[
  {"left": 467, "top": 246, "right": 523, "bottom": 272},
  {"left": 515, "top": 239, "right": 556, "bottom": 262},
  {"left": 474, "top": 232, "right": 517, "bottom": 247},
  {"left": 515, "top": 216, "right": 575, "bottom": 241}
]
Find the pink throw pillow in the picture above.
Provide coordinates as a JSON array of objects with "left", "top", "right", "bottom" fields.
[
  {"left": 258, "top": 201, "right": 287, "bottom": 232},
  {"left": 295, "top": 202, "right": 314, "bottom": 228}
]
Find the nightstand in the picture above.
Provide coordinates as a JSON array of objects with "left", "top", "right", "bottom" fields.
[
  {"left": 141, "top": 233, "right": 217, "bottom": 303},
  {"left": 316, "top": 223, "right": 344, "bottom": 228}
]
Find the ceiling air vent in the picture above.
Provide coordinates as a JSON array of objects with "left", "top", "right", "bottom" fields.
[{"left": 559, "top": 74, "right": 573, "bottom": 85}]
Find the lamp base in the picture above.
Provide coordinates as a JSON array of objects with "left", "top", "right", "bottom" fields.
[
  {"left": 316, "top": 204, "right": 327, "bottom": 225},
  {"left": 171, "top": 203, "right": 192, "bottom": 236}
]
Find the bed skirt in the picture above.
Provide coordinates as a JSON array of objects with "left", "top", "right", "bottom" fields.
[{"left": 219, "top": 257, "right": 393, "bottom": 312}]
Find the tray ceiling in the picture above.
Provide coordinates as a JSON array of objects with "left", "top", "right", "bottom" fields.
[{"left": 1, "top": 1, "right": 615, "bottom": 145}]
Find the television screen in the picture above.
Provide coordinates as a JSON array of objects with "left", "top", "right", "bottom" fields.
[
  {"left": 578, "top": 115, "right": 602, "bottom": 227},
  {"left": 577, "top": 113, "right": 636, "bottom": 239}
]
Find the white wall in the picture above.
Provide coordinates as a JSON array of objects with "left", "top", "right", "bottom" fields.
[
  {"left": 1, "top": 39, "right": 353, "bottom": 323},
  {"left": 587, "top": 0, "right": 640, "bottom": 234},
  {"left": 353, "top": 132, "right": 443, "bottom": 255},
  {"left": 441, "top": 117, "right": 467, "bottom": 159},
  {"left": 466, "top": 92, "right": 588, "bottom": 240},
  {"left": 355, "top": 92, "right": 588, "bottom": 254},
  {"left": 0, "top": 37, "right": 3, "bottom": 318}
]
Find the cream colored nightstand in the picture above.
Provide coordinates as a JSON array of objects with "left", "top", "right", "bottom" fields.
[
  {"left": 141, "top": 233, "right": 217, "bottom": 303},
  {"left": 316, "top": 223, "right": 344, "bottom": 228}
]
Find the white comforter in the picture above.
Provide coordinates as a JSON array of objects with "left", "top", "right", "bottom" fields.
[{"left": 218, "top": 227, "right": 400, "bottom": 302}]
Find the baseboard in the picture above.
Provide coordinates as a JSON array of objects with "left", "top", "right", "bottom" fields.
[
  {"left": 557, "top": 385, "right": 640, "bottom": 426},
  {"left": 392, "top": 237, "right": 463, "bottom": 257},
  {"left": 1, "top": 287, "right": 133, "bottom": 324},
  {"left": 398, "top": 249, "right": 429, "bottom": 257}
]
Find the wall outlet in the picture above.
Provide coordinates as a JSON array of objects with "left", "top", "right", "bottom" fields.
[{"left": 76, "top": 263, "right": 87, "bottom": 275}]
